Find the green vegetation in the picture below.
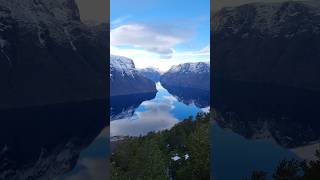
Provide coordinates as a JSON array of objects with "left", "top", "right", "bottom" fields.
[
  {"left": 247, "top": 147, "right": 320, "bottom": 180},
  {"left": 111, "top": 113, "right": 210, "bottom": 180}
]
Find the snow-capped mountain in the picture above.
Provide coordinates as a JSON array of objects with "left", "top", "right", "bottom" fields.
[
  {"left": 0, "top": 0, "right": 108, "bottom": 109},
  {"left": 168, "top": 62, "right": 210, "bottom": 74},
  {"left": 110, "top": 55, "right": 156, "bottom": 96},
  {"left": 160, "top": 62, "right": 210, "bottom": 91},
  {"left": 139, "top": 67, "right": 161, "bottom": 82},
  {"left": 212, "top": 1, "right": 320, "bottom": 90},
  {"left": 111, "top": 55, "right": 137, "bottom": 78}
]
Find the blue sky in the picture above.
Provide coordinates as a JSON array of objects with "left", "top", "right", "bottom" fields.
[{"left": 110, "top": 0, "right": 210, "bottom": 71}]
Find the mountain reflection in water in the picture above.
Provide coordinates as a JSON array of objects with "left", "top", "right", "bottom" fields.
[
  {"left": 212, "top": 80, "right": 320, "bottom": 179},
  {"left": 0, "top": 100, "right": 108, "bottom": 180},
  {"left": 110, "top": 82, "right": 210, "bottom": 137}
]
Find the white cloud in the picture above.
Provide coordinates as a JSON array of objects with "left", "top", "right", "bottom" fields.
[{"left": 111, "top": 23, "right": 192, "bottom": 58}]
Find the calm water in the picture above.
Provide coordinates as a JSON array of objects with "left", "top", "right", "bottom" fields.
[
  {"left": 110, "top": 82, "right": 210, "bottom": 137},
  {"left": 211, "top": 80, "right": 320, "bottom": 179},
  {"left": 212, "top": 123, "right": 297, "bottom": 180},
  {"left": 57, "top": 127, "right": 109, "bottom": 180},
  {"left": 0, "top": 100, "right": 108, "bottom": 180}
]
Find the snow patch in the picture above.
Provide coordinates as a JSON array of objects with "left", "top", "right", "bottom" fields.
[
  {"left": 201, "top": 107, "right": 210, "bottom": 113},
  {"left": 171, "top": 155, "right": 180, "bottom": 161},
  {"left": 184, "top": 154, "right": 189, "bottom": 160}
]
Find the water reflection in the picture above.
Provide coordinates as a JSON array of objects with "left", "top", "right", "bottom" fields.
[
  {"left": 110, "top": 92, "right": 156, "bottom": 120},
  {"left": 110, "top": 82, "right": 210, "bottom": 137},
  {"left": 164, "top": 85, "right": 210, "bottom": 108},
  {"left": 0, "top": 100, "right": 107, "bottom": 180},
  {"left": 57, "top": 127, "right": 109, "bottom": 180},
  {"left": 212, "top": 80, "right": 320, "bottom": 179}
]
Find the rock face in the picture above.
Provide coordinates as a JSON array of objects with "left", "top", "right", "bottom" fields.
[
  {"left": 110, "top": 55, "right": 156, "bottom": 96},
  {"left": 139, "top": 67, "right": 161, "bottom": 82},
  {"left": 212, "top": 1, "right": 320, "bottom": 90},
  {"left": 0, "top": 0, "right": 108, "bottom": 109},
  {"left": 161, "top": 62, "right": 210, "bottom": 91}
]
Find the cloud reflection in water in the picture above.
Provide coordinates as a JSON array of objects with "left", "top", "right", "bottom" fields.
[{"left": 111, "top": 98, "right": 179, "bottom": 137}]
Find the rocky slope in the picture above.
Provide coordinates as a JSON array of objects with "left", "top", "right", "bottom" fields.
[
  {"left": 110, "top": 55, "right": 156, "bottom": 96},
  {"left": 212, "top": 1, "right": 320, "bottom": 90},
  {"left": 160, "top": 62, "right": 210, "bottom": 91},
  {"left": 139, "top": 67, "right": 161, "bottom": 82},
  {"left": 0, "top": 0, "right": 108, "bottom": 109}
]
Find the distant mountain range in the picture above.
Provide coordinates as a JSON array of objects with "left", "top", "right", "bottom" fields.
[
  {"left": 161, "top": 62, "right": 210, "bottom": 91},
  {"left": 111, "top": 56, "right": 210, "bottom": 95},
  {"left": 138, "top": 67, "right": 161, "bottom": 82},
  {"left": 110, "top": 55, "right": 156, "bottom": 96}
]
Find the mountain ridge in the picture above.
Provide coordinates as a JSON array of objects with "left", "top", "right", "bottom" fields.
[
  {"left": 161, "top": 62, "right": 210, "bottom": 91},
  {"left": 138, "top": 67, "right": 161, "bottom": 82}
]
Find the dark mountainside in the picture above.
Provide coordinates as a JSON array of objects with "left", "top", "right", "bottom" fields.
[
  {"left": 212, "top": 1, "right": 320, "bottom": 90},
  {"left": 110, "top": 55, "right": 157, "bottom": 96},
  {"left": 0, "top": 0, "right": 108, "bottom": 109}
]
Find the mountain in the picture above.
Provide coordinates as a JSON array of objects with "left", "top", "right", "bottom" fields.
[
  {"left": 110, "top": 55, "right": 156, "bottom": 96},
  {"left": 0, "top": 0, "right": 108, "bottom": 109},
  {"left": 212, "top": 1, "right": 320, "bottom": 90},
  {"left": 160, "top": 62, "right": 210, "bottom": 91},
  {"left": 139, "top": 67, "right": 161, "bottom": 82}
]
